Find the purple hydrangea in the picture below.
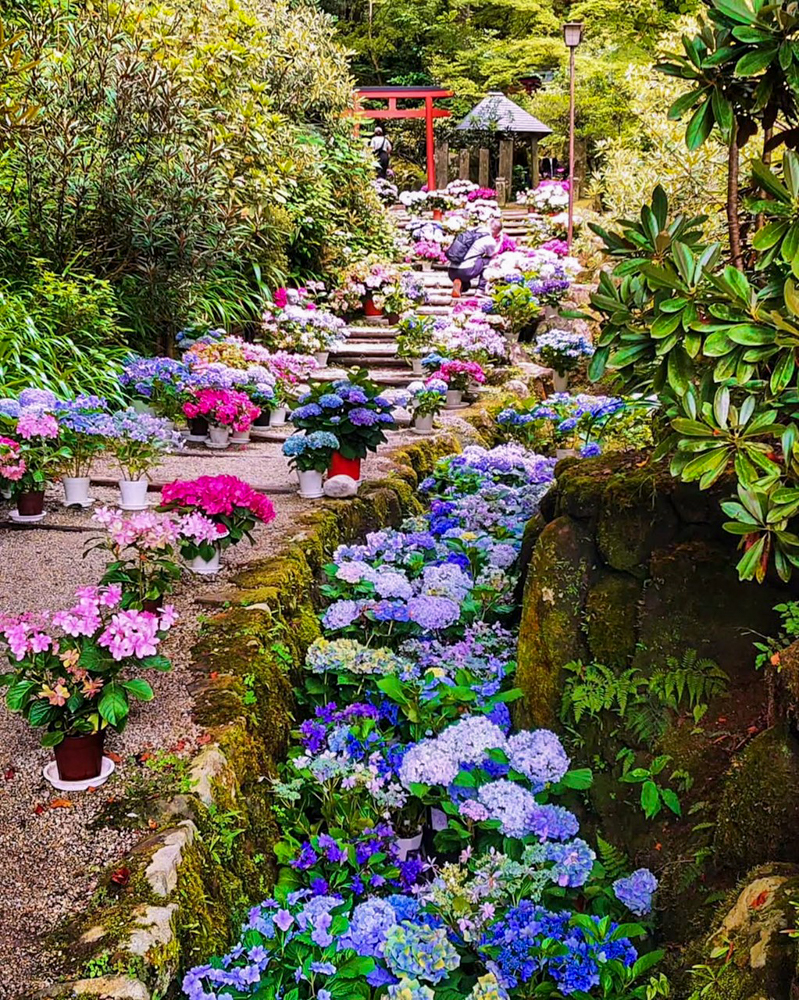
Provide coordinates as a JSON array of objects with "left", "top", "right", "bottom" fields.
[
  {"left": 507, "top": 730, "right": 570, "bottom": 791},
  {"left": 613, "top": 868, "right": 658, "bottom": 915}
]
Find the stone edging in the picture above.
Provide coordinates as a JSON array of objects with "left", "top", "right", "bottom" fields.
[{"left": 37, "top": 432, "right": 464, "bottom": 1000}]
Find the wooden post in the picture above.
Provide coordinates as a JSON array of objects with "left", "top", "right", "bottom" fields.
[
  {"left": 530, "top": 137, "right": 539, "bottom": 189},
  {"left": 434, "top": 140, "right": 449, "bottom": 190},
  {"left": 478, "top": 148, "right": 490, "bottom": 188},
  {"left": 497, "top": 139, "right": 514, "bottom": 204},
  {"left": 425, "top": 96, "right": 435, "bottom": 192},
  {"left": 458, "top": 148, "right": 470, "bottom": 180}
]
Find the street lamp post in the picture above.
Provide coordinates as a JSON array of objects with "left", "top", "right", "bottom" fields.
[{"left": 563, "top": 21, "right": 583, "bottom": 248}]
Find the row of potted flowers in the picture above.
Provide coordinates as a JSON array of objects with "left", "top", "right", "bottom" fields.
[{"left": 0, "top": 472, "right": 276, "bottom": 785}]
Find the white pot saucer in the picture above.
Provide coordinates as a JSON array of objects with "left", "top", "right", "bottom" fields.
[
  {"left": 410, "top": 428, "right": 434, "bottom": 436},
  {"left": 43, "top": 755, "right": 115, "bottom": 792},
  {"left": 117, "top": 502, "right": 151, "bottom": 512},
  {"left": 8, "top": 510, "right": 46, "bottom": 523},
  {"left": 298, "top": 490, "right": 325, "bottom": 499},
  {"left": 62, "top": 497, "right": 96, "bottom": 509},
  {"left": 204, "top": 440, "right": 230, "bottom": 450},
  {"left": 183, "top": 433, "right": 210, "bottom": 443}
]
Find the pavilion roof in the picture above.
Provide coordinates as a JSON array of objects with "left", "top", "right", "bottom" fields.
[{"left": 456, "top": 91, "right": 551, "bottom": 135}]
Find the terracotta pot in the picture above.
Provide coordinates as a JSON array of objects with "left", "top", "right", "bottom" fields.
[
  {"left": 188, "top": 416, "right": 209, "bottom": 437},
  {"left": 329, "top": 452, "right": 361, "bottom": 481},
  {"left": 54, "top": 731, "right": 105, "bottom": 782},
  {"left": 363, "top": 295, "right": 383, "bottom": 318},
  {"left": 17, "top": 490, "right": 45, "bottom": 517},
  {"left": 432, "top": 208, "right": 443, "bottom": 220},
  {"left": 387, "top": 313, "right": 400, "bottom": 326}
]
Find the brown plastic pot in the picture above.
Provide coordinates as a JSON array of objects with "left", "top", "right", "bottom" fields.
[
  {"left": 54, "top": 731, "right": 105, "bottom": 782},
  {"left": 188, "top": 416, "right": 209, "bottom": 437},
  {"left": 16, "top": 490, "right": 45, "bottom": 517},
  {"left": 142, "top": 596, "right": 163, "bottom": 613}
]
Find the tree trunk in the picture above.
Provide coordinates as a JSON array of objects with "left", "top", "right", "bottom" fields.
[{"left": 728, "top": 122, "right": 743, "bottom": 269}]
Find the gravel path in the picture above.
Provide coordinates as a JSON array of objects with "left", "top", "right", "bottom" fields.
[{"left": 0, "top": 414, "right": 479, "bottom": 998}]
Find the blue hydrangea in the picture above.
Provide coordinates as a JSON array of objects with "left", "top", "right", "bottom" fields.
[{"left": 613, "top": 868, "right": 658, "bottom": 915}]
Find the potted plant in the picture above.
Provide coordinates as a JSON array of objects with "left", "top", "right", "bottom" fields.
[
  {"left": 262, "top": 288, "right": 345, "bottom": 366},
  {"left": 425, "top": 190, "right": 451, "bottom": 220},
  {"left": 289, "top": 370, "right": 396, "bottom": 481},
  {"left": 86, "top": 507, "right": 185, "bottom": 609},
  {"left": 532, "top": 328, "right": 595, "bottom": 392},
  {"left": 0, "top": 435, "right": 27, "bottom": 500},
  {"left": 282, "top": 431, "right": 340, "bottom": 498},
  {"left": 55, "top": 396, "right": 113, "bottom": 506},
  {"left": 174, "top": 510, "right": 231, "bottom": 575},
  {"left": 104, "top": 409, "right": 182, "bottom": 510},
  {"left": 429, "top": 359, "right": 486, "bottom": 408},
  {"left": 119, "top": 356, "right": 190, "bottom": 424},
  {"left": 10, "top": 409, "right": 70, "bottom": 520},
  {"left": 407, "top": 378, "right": 447, "bottom": 435},
  {"left": 0, "top": 584, "right": 175, "bottom": 785},
  {"left": 181, "top": 388, "right": 259, "bottom": 449},
  {"left": 412, "top": 239, "right": 447, "bottom": 271},
  {"left": 159, "top": 474, "right": 276, "bottom": 570},
  {"left": 396, "top": 314, "right": 436, "bottom": 374},
  {"left": 489, "top": 280, "right": 542, "bottom": 342}
]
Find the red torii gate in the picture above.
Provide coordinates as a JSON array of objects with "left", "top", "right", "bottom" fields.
[{"left": 352, "top": 86, "right": 454, "bottom": 192}]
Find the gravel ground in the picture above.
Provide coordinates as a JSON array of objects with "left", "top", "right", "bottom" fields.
[{"left": 0, "top": 415, "right": 477, "bottom": 998}]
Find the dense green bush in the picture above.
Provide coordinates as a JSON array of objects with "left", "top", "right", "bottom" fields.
[
  {"left": 0, "top": 269, "right": 128, "bottom": 401},
  {"left": 0, "top": 0, "right": 391, "bottom": 352}
]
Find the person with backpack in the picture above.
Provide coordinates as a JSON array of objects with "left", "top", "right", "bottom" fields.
[
  {"left": 370, "top": 127, "right": 392, "bottom": 179},
  {"left": 446, "top": 218, "right": 503, "bottom": 297}
]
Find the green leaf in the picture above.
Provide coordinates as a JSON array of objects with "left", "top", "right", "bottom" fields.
[
  {"left": 41, "top": 730, "right": 65, "bottom": 747},
  {"left": 735, "top": 46, "right": 779, "bottom": 76},
  {"left": 752, "top": 220, "right": 789, "bottom": 250},
  {"left": 98, "top": 682, "right": 128, "bottom": 727},
  {"left": 641, "top": 780, "right": 662, "bottom": 819},
  {"left": 140, "top": 654, "right": 172, "bottom": 672},
  {"left": 714, "top": 0, "right": 756, "bottom": 24},
  {"left": 122, "top": 679, "right": 154, "bottom": 701},
  {"left": 685, "top": 98, "right": 714, "bottom": 150},
  {"left": 660, "top": 786, "right": 683, "bottom": 816},
  {"left": 6, "top": 679, "right": 37, "bottom": 712},
  {"left": 559, "top": 767, "right": 593, "bottom": 790}
]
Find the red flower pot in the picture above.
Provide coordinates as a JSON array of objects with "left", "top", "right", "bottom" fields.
[
  {"left": 363, "top": 295, "right": 383, "bottom": 318},
  {"left": 388, "top": 313, "right": 400, "bottom": 326},
  {"left": 17, "top": 490, "right": 45, "bottom": 517},
  {"left": 329, "top": 452, "right": 361, "bottom": 481},
  {"left": 432, "top": 208, "right": 443, "bottom": 220},
  {"left": 54, "top": 731, "right": 105, "bottom": 782}
]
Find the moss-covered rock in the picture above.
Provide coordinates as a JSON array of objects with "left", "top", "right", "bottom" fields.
[
  {"left": 715, "top": 727, "right": 799, "bottom": 874},
  {"left": 516, "top": 515, "right": 597, "bottom": 727},
  {"left": 584, "top": 570, "right": 641, "bottom": 666}
]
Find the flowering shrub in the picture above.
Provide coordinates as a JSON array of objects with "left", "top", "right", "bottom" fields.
[
  {"left": 5, "top": 405, "right": 71, "bottom": 495},
  {"left": 182, "top": 388, "right": 260, "bottom": 432},
  {"left": 119, "top": 356, "right": 190, "bottom": 420},
  {"left": 54, "top": 396, "right": 113, "bottom": 478},
  {"left": 289, "top": 372, "right": 396, "bottom": 460},
  {"left": 282, "top": 431, "right": 341, "bottom": 473},
  {"left": 407, "top": 379, "right": 447, "bottom": 418},
  {"left": 88, "top": 507, "right": 183, "bottom": 609},
  {"left": 497, "top": 393, "right": 630, "bottom": 456},
  {"left": 104, "top": 408, "right": 183, "bottom": 480},
  {"left": 532, "top": 329, "right": 595, "bottom": 375},
  {"left": 516, "top": 180, "right": 569, "bottom": 213},
  {"left": 184, "top": 437, "right": 665, "bottom": 1000},
  {"left": 328, "top": 260, "right": 406, "bottom": 315},
  {"left": 159, "top": 474, "right": 275, "bottom": 549},
  {"left": 396, "top": 314, "right": 436, "bottom": 360},
  {"left": 262, "top": 287, "right": 346, "bottom": 355},
  {"left": 429, "top": 360, "right": 486, "bottom": 392},
  {"left": 0, "top": 585, "right": 175, "bottom": 746},
  {"left": 432, "top": 313, "right": 508, "bottom": 365},
  {"left": 412, "top": 240, "right": 447, "bottom": 264},
  {"left": 488, "top": 282, "right": 541, "bottom": 340}
]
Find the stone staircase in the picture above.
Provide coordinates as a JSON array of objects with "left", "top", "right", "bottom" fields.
[{"left": 323, "top": 206, "right": 542, "bottom": 387}]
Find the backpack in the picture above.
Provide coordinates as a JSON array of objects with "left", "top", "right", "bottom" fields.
[{"left": 445, "top": 230, "right": 481, "bottom": 266}]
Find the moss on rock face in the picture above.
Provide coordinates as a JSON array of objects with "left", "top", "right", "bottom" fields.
[
  {"left": 584, "top": 570, "right": 641, "bottom": 666},
  {"left": 516, "top": 516, "right": 597, "bottom": 727},
  {"left": 715, "top": 727, "right": 799, "bottom": 874}
]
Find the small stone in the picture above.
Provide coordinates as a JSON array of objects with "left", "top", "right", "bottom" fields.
[
  {"left": 324, "top": 475, "right": 359, "bottom": 498},
  {"left": 503, "top": 379, "right": 529, "bottom": 398},
  {"left": 126, "top": 904, "right": 178, "bottom": 957},
  {"left": 188, "top": 747, "right": 233, "bottom": 807},
  {"left": 392, "top": 407, "right": 413, "bottom": 427},
  {"left": 144, "top": 821, "right": 197, "bottom": 897},
  {"left": 36, "top": 976, "right": 151, "bottom": 999},
  {"left": 78, "top": 925, "right": 107, "bottom": 946}
]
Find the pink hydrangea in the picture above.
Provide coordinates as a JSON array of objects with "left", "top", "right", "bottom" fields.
[
  {"left": 0, "top": 436, "right": 26, "bottom": 480},
  {"left": 161, "top": 474, "right": 276, "bottom": 524},
  {"left": 16, "top": 411, "right": 59, "bottom": 439},
  {"left": 182, "top": 388, "right": 260, "bottom": 431}
]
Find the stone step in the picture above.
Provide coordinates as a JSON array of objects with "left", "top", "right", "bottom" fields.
[
  {"left": 329, "top": 354, "right": 408, "bottom": 370},
  {"left": 314, "top": 367, "right": 414, "bottom": 388},
  {"left": 343, "top": 328, "right": 398, "bottom": 342},
  {"left": 417, "top": 305, "right": 452, "bottom": 316},
  {"left": 333, "top": 342, "right": 398, "bottom": 358}
]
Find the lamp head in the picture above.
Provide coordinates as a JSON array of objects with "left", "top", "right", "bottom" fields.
[{"left": 563, "top": 21, "right": 583, "bottom": 47}]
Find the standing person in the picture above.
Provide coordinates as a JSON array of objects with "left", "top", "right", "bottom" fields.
[
  {"left": 445, "top": 217, "right": 503, "bottom": 298},
  {"left": 370, "top": 127, "right": 392, "bottom": 179}
]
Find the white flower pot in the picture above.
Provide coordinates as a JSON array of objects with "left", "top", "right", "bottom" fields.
[
  {"left": 297, "top": 469, "right": 325, "bottom": 499},
  {"left": 396, "top": 830, "right": 424, "bottom": 861},
  {"left": 187, "top": 549, "right": 221, "bottom": 575},
  {"left": 269, "top": 406, "right": 288, "bottom": 427},
  {"left": 552, "top": 371, "right": 569, "bottom": 393},
  {"left": 421, "top": 261, "right": 433, "bottom": 271},
  {"left": 207, "top": 424, "right": 231, "bottom": 448},
  {"left": 412, "top": 413, "right": 434, "bottom": 435},
  {"left": 314, "top": 351, "right": 330, "bottom": 368},
  {"left": 230, "top": 428, "right": 251, "bottom": 444},
  {"left": 411, "top": 359, "right": 424, "bottom": 375},
  {"left": 118, "top": 478, "right": 149, "bottom": 510},
  {"left": 445, "top": 389, "right": 463, "bottom": 408},
  {"left": 0, "top": 481, "right": 12, "bottom": 500},
  {"left": 62, "top": 477, "right": 92, "bottom": 506}
]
